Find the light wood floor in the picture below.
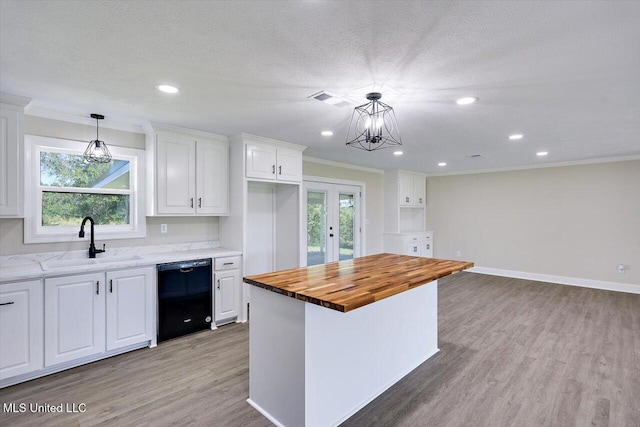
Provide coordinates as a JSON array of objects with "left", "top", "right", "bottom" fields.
[{"left": 1, "top": 272, "right": 638, "bottom": 426}]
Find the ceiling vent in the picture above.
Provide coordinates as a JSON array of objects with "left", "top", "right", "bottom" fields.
[{"left": 308, "top": 91, "right": 351, "bottom": 108}]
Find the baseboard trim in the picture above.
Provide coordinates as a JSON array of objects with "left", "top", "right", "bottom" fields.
[
  {"left": 468, "top": 266, "right": 640, "bottom": 295},
  {"left": 246, "top": 399, "right": 285, "bottom": 427}
]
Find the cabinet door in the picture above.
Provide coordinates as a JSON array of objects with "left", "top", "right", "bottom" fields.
[
  {"left": 0, "top": 280, "right": 43, "bottom": 380},
  {"left": 0, "top": 107, "right": 22, "bottom": 217},
  {"left": 214, "top": 270, "right": 240, "bottom": 321},
  {"left": 196, "top": 139, "right": 229, "bottom": 214},
  {"left": 398, "top": 173, "right": 414, "bottom": 206},
  {"left": 276, "top": 148, "right": 302, "bottom": 183},
  {"left": 45, "top": 273, "right": 105, "bottom": 367},
  {"left": 246, "top": 143, "right": 277, "bottom": 180},
  {"left": 407, "top": 243, "right": 420, "bottom": 256},
  {"left": 420, "top": 242, "right": 433, "bottom": 258},
  {"left": 157, "top": 133, "right": 196, "bottom": 214},
  {"left": 413, "top": 175, "right": 426, "bottom": 207},
  {"left": 106, "top": 268, "right": 153, "bottom": 351}
]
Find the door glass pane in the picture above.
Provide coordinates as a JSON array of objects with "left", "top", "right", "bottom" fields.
[
  {"left": 307, "top": 191, "right": 327, "bottom": 266},
  {"left": 339, "top": 193, "right": 355, "bottom": 261}
]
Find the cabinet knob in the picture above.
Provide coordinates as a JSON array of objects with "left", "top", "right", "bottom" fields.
[{"left": 406, "top": 197, "right": 410, "bottom": 203}]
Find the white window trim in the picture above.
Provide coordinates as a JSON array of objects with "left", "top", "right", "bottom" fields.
[{"left": 24, "top": 135, "right": 146, "bottom": 243}]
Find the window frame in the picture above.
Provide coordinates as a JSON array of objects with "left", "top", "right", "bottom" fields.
[{"left": 24, "top": 135, "right": 146, "bottom": 243}]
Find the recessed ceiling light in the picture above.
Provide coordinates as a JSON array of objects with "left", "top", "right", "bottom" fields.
[
  {"left": 321, "top": 130, "right": 333, "bottom": 136},
  {"left": 438, "top": 162, "right": 447, "bottom": 167},
  {"left": 537, "top": 151, "right": 548, "bottom": 156},
  {"left": 156, "top": 84, "right": 179, "bottom": 94},
  {"left": 456, "top": 97, "right": 478, "bottom": 105},
  {"left": 509, "top": 134, "right": 524, "bottom": 140},
  {"left": 393, "top": 151, "right": 403, "bottom": 156}
]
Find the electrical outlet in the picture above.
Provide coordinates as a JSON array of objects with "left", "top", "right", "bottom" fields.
[
  {"left": 161, "top": 224, "right": 168, "bottom": 234},
  {"left": 456, "top": 251, "right": 461, "bottom": 257},
  {"left": 617, "top": 264, "right": 625, "bottom": 273}
]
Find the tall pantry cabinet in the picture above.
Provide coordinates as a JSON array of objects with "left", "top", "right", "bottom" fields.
[
  {"left": 219, "top": 134, "right": 306, "bottom": 322},
  {"left": 383, "top": 170, "right": 434, "bottom": 258}
]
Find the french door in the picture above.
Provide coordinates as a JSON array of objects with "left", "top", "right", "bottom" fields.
[{"left": 303, "top": 181, "right": 361, "bottom": 266}]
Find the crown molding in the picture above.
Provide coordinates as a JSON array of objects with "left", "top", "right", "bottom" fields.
[
  {"left": 25, "top": 105, "right": 146, "bottom": 134},
  {"left": 303, "top": 156, "right": 384, "bottom": 174},
  {"left": 425, "top": 155, "right": 640, "bottom": 177},
  {"left": 0, "top": 92, "right": 32, "bottom": 109}
]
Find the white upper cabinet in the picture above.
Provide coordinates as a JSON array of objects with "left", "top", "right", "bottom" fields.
[
  {"left": 398, "top": 172, "right": 425, "bottom": 207},
  {"left": 245, "top": 136, "right": 304, "bottom": 183},
  {"left": 0, "top": 94, "right": 31, "bottom": 217},
  {"left": 197, "top": 140, "right": 229, "bottom": 214},
  {"left": 148, "top": 124, "right": 229, "bottom": 216}
]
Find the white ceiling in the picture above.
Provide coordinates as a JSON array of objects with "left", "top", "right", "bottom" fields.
[{"left": 1, "top": 0, "right": 639, "bottom": 173}]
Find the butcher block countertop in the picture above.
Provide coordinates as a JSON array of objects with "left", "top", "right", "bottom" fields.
[{"left": 244, "top": 253, "right": 474, "bottom": 313}]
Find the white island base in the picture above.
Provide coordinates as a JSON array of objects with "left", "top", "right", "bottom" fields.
[{"left": 247, "top": 280, "right": 439, "bottom": 427}]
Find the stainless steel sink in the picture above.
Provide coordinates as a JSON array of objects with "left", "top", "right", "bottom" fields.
[{"left": 40, "top": 258, "right": 99, "bottom": 270}]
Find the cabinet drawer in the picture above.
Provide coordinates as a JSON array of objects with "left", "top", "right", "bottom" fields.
[
  {"left": 405, "top": 232, "right": 432, "bottom": 243},
  {"left": 215, "top": 256, "right": 240, "bottom": 271}
]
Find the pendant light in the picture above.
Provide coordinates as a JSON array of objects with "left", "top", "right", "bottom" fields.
[
  {"left": 346, "top": 92, "right": 402, "bottom": 151},
  {"left": 83, "top": 114, "right": 112, "bottom": 163}
]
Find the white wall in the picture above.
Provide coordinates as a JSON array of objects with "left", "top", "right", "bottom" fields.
[
  {"left": 302, "top": 159, "right": 384, "bottom": 256},
  {"left": 426, "top": 160, "right": 640, "bottom": 286},
  {"left": 0, "top": 115, "right": 219, "bottom": 256}
]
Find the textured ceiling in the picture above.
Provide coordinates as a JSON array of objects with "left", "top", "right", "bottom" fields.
[{"left": 1, "top": 0, "right": 639, "bottom": 173}]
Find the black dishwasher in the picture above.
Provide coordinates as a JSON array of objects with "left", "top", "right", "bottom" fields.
[{"left": 157, "top": 259, "right": 212, "bottom": 342}]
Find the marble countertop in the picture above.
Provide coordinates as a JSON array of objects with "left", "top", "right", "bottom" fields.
[{"left": 0, "top": 241, "right": 241, "bottom": 283}]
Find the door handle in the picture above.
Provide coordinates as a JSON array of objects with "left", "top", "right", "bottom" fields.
[
  {"left": 110, "top": 279, "right": 113, "bottom": 293},
  {"left": 217, "top": 279, "right": 220, "bottom": 290},
  {"left": 272, "top": 165, "right": 275, "bottom": 174},
  {"left": 279, "top": 165, "right": 282, "bottom": 175},
  {"left": 190, "top": 198, "right": 194, "bottom": 208},
  {"left": 96, "top": 281, "right": 100, "bottom": 295},
  {"left": 0, "top": 301, "right": 15, "bottom": 306},
  {"left": 198, "top": 197, "right": 202, "bottom": 208},
  {"left": 180, "top": 268, "right": 194, "bottom": 273},
  {"left": 406, "top": 197, "right": 410, "bottom": 203}
]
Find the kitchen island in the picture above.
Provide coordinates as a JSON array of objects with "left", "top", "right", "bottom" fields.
[{"left": 244, "top": 253, "right": 473, "bottom": 427}]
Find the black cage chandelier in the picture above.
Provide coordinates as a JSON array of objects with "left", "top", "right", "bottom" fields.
[
  {"left": 83, "top": 113, "right": 112, "bottom": 163},
  {"left": 346, "top": 92, "right": 402, "bottom": 151}
]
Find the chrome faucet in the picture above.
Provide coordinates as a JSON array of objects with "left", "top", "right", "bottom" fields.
[{"left": 79, "top": 216, "right": 106, "bottom": 258}]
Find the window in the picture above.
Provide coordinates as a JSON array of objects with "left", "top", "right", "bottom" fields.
[{"left": 25, "top": 135, "right": 146, "bottom": 243}]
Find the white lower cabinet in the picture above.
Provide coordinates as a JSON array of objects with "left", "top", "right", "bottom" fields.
[
  {"left": 0, "top": 280, "right": 43, "bottom": 380},
  {"left": 44, "top": 267, "right": 154, "bottom": 367},
  {"left": 45, "top": 273, "right": 105, "bottom": 367},
  {"left": 214, "top": 256, "right": 241, "bottom": 322},
  {"left": 214, "top": 270, "right": 240, "bottom": 321},
  {"left": 106, "top": 268, "right": 154, "bottom": 351},
  {"left": 384, "top": 232, "right": 434, "bottom": 258}
]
